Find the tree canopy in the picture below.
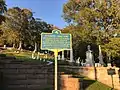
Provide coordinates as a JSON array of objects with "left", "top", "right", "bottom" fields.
[
  {"left": 0, "top": 6, "right": 53, "bottom": 51},
  {"left": 62, "top": 0, "right": 120, "bottom": 59},
  {"left": 0, "top": 0, "right": 7, "bottom": 24}
]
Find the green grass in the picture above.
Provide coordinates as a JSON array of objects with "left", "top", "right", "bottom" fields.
[
  {"left": 0, "top": 48, "right": 54, "bottom": 61},
  {"left": 86, "top": 81, "right": 112, "bottom": 90},
  {"left": 1, "top": 49, "right": 31, "bottom": 57},
  {"left": 71, "top": 75, "right": 113, "bottom": 90}
]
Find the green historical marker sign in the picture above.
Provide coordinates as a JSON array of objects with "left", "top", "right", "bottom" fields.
[
  {"left": 41, "top": 30, "right": 72, "bottom": 50},
  {"left": 41, "top": 29, "right": 72, "bottom": 90}
]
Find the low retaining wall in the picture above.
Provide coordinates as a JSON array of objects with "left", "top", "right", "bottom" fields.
[
  {"left": 1, "top": 56, "right": 120, "bottom": 90},
  {"left": 0, "top": 56, "right": 54, "bottom": 90},
  {"left": 63, "top": 66, "right": 120, "bottom": 90},
  {"left": 60, "top": 74, "right": 80, "bottom": 90}
]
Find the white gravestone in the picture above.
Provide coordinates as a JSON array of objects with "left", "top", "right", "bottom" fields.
[
  {"left": 76, "top": 57, "right": 80, "bottom": 64},
  {"left": 58, "top": 54, "right": 61, "bottom": 60},
  {"left": 37, "top": 52, "right": 40, "bottom": 60},
  {"left": 85, "top": 45, "right": 94, "bottom": 66},
  {"left": 70, "top": 49, "right": 74, "bottom": 62},
  {"left": 62, "top": 50, "right": 64, "bottom": 60},
  {"left": 76, "top": 57, "right": 80, "bottom": 66},
  {"left": 98, "top": 45, "right": 104, "bottom": 66}
]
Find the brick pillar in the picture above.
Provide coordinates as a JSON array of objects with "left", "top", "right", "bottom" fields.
[{"left": 60, "top": 75, "right": 80, "bottom": 90}]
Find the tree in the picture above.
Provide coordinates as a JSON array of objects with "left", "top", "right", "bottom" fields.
[
  {"left": 62, "top": 0, "right": 120, "bottom": 60},
  {"left": 102, "top": 38, "right": 120, "bottom": 57},
  {"left": 1, "top": 7, "right": 33, "bottom": 50},
  {"left": 0, "top": 25, "right": 19, "bottom": 47},
  {"left": 0, "top": 0, "right": 7, "bottom": 22},
  {"left": 62, "top": 25, "right": 99, "bottom": 60},
  {"left": 28, "top": 17, "right": 52, "bottom": 52},
  {"left": 0, "top": 0, "right": 7, "bottom": 43},
  {"left": 0, "top": 0, "right": 7, "bottom": 14},
  {"left": 102, "top": 29, "right": 120, "bottom": 58},
  {"left": 63, "top": 0, "right": 120, "bottom": 31},
  {"left": 63, "top": 0, "right": 120, "bottom": 36},
  {"left": 27, "top": 17, "right": 52, "bottom": 59}
]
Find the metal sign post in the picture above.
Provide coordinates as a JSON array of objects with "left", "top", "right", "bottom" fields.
[
  {"left": 54, "top": 49, "right": 58, "bottom": 90},
  {"left": 107, "top": 68, "right": 116, "bottom": 89},
  {"left": 41, "top": 30, "right": 72, "bottom": 90}
]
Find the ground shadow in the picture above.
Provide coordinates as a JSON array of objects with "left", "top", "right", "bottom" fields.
[
  {"left": 72, "top": 75, "right": 96, "bottom": 90},
  {"left": 81, "top": 79, "right": 96, "bottom": 90},
  {"left": 58, "top": 65, "right": 96, "bottom": 90}
]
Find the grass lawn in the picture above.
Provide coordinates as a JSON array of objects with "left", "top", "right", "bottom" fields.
[
  {"left": 0, "top": 48, "right": 54, "bottom": 61},
  {"left": 72, "top": 75, "right": 114, "bottom": 90},
  {"left": 86, "top": 81, "right": 112, "bottom": 90},
  {"left": 82, "top": 77, "right": 113, "bottom": 90},
  {"left": 1, "top": 48, "right": 32, "bottom": 57}
]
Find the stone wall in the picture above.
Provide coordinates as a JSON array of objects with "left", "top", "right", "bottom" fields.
[
  {"left": 0, "top": 56, "right": 54, "bottom": 90},
  {"left": 60, "top": 74, "right": 80, "bottom": 90},
  {"left": 64, "top": 66, "right": 120, "bottom": 90},
  {"left": 1, "top": 56, "right": 119, "bottom": 90}
]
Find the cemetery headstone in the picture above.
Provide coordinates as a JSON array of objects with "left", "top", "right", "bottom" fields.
[
  {"left": 85, "top": 45, "right": 94, "bottom": 66},
  {"left": 62, "top": 50, "right": 64, "bottom": 60},
  {"left": 76, "top": 57, "right": 80, "bottom": 66},
  {"left": 98, "top": 45, "right": 104, "bottom": 66},
  {"left": 70, "top": 49, "right": 74, "bottom": 62},
  {"left": 58, "top": 54, "right": 61, "bottom": 60}
]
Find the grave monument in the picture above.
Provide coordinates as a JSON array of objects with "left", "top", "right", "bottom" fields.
[
  {"left": 85, "top": 45, "right": 94, "bottom": 66},
  {"left": 98, "top": 45, "right": 104, "bottom": 66}
]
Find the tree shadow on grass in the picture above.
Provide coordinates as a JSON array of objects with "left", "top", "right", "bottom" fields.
[
  {"left": 82, "top": 79, "right": 96, "bottom": 90},
  {"left": 72, "top": 75, "right": 96, "bottom": 90}
]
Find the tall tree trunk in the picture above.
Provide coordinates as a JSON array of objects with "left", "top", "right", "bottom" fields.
[
  {"left": 37, "top": 42, "right": 40, "bottom": 52},
  {"left": 13, "top": 44, "right": 15, "bottom": 48},
  {"left": 36, "top": 42, "right": 40, "bottom": 60},
  {"left": 18, "top": 41, "right": 22, "bottom": 50},
  {"left": 37, "top": 52, "right": 40, "bottom": 60},
  {"left": 32, "top": 42, "right": 37, "bottom": 59},
  {"left": 32, "top": 52, "right": 36, "bottom": 59},
  {"left": 33, "top": 42, "right": 37, "bottom": 52},
  {"left": 3, "top": 40, "right": 6, "bottom": 49}
]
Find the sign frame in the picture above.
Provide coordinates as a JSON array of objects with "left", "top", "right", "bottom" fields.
[
  {"left": 41, "top": 30, "right": 72, "bottom": 51},
  {"left": 41, "top": 29, "right": 72, "bottom": 90},
  {"left": 107, "top": 68, "right": 116, "bottom": 75}
]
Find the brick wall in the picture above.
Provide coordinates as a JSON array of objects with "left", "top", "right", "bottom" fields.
[
  {"left": 2, "top": 56, "right": 119, "bottom": 90},
  {"left": 81, "top": 67, "right": 120, "bottom": 90},
  {"left": 60, "top": 74, "right": 80, "bottom": 90},
  {"left": 0, "top": 56, "right": 81, "bottom": 90},
  {"left": 0, "top": 56, "right": 54, "bottom": 90},
  {"left": 64, "top": 66, "right": 120, "bottom": 90}
]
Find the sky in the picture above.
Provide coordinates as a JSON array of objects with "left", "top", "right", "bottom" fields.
[{"left": 6, "top": 0, "right": 68, "bottom": 29}]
